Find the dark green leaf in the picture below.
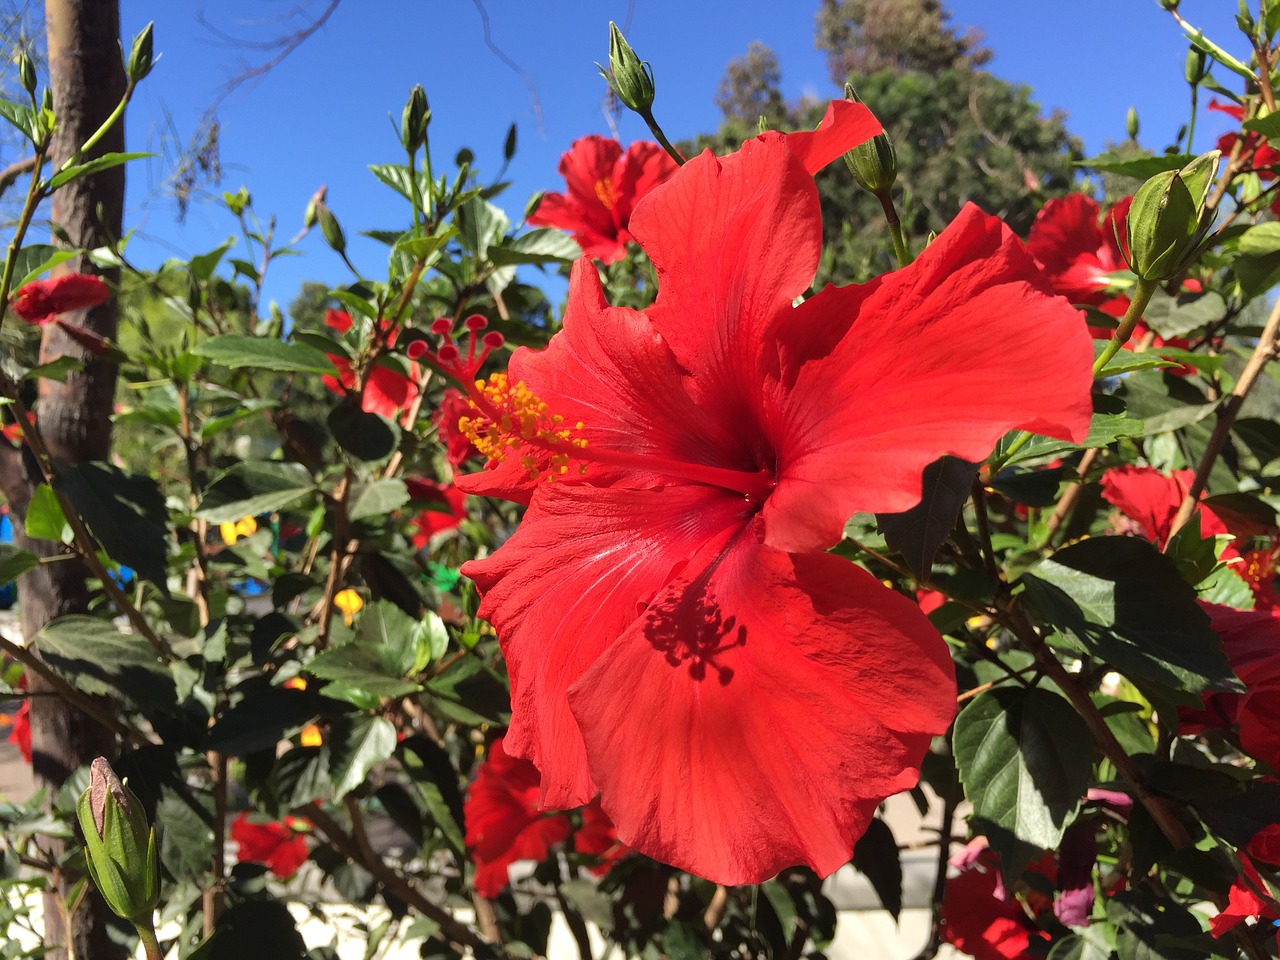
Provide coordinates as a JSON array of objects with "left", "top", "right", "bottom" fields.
[
  {"left": 207, "top": 680, "right": 332, "bottom": 755},
  {"left": 58, "top": 461, "right": 170, "bottom": 589},
  {"left": 11, "top": 244, "right": 78, "bottom": 289},
  {"left": 307, "top": 645, "right": 422, "bottom": 699},
  {"left": 157, "top": 787, "right": 214, "bottom": 884},
  {"left": 328, "top": 714, "right": 397, "bottom": 799},
  {"left": 1107, "top": 888, "right": 1207, "bottom": 960},
  {"left": 0, "top": 98, "right": 37, "bottom": 142},
  {"left": 488, "top": 228, "right": 581, "bottom": 266},
  {"left": 1022, "top": 538, "right": 1239, "bottom": 697},
  {"left": 877, "top": 456, "right": 975, "bottom": 581},
  {"left": 1140, "top": 290, "right": 1228, "bottom": 339},
  {"left": 192, "top": 334, "right": 336, "bottom": 374},
  {"left": 349, "top": 479, "right": 409, "bottom": 522},
  {"left": 197, "top": 461, "right": 315, "bottom": 525},
  {"left": 953, "top": 687, "right": 1094, "bottom": 851},
  {"left": 209, "top": 900, "right": 306, "bottom": 960},
  {"left": 0, "top": 544, "right": 39, "bottom": 585},
  {"left": 22, "top": 356, "right": 84, "bottom": 382},
  {"left": 850, "top": 817, "right": 902, "bottom": 920},
  {"left": 328, "top": 401, "right": 398, "bottom": 462},
  {"left": 1047, "top": 931, "right": 1117, "bottom": 960},
  {"left": 32, "top": 615, "right": 174, "bottom": 710},
  {"left": 187, "top": 238, "right": 236, "bottom": 280},
  {"left": 45, "top": 152, "right": 152, "bottom": 191}
]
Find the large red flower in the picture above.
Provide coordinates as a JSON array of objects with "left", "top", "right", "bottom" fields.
[
  {"left": 10, "top": 274, "right": 110, "bottom": 326},
  {"left": 1194, "top": 603, "right": 1280, "bottom": 770},
  {"left": 528, "top": 136, "right": 677, "bottom": 263},
  {"left": 454, "top": 100, "right": 1093, "bottom": 884},
  {"left": 940, "top": 846, "right": 1054, "bottom": 960},
  {"left": 230, "top": 812, "right": 309, "bottom": 877},
  {"left": 1100, "top": 465, "right": 1232, "bottom": 549},
  {"left": 465, "top": 736, "right": 621, "bottom": 897},
  {"left": 405, "top": 478, "right": 467, "bottom": 548},
  {"left": 322, "top": 310, "right": 420, "bottom": 424},
  {"left": 1211, "top": 100, "right": 1280, "bottom": 180},
  {"left": 1026, "top": 194, "right": 1131, "bottom": 307}
]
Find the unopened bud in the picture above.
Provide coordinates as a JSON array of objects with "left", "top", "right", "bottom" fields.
[
  {"left": 303, "top": 184, "right": 327, "bottom": 229},
  {"left": 400, "top": 84, "right": 429, "bottom": 153},
  {"left": 503, "top": 122, "right": 517, "bottom": 162},
  {"left": 1158, "top": 0, "right": 1180, "bottom": 10},
  {"left": 1185, "top": 46, "right": 1209, "bottom": 85},
  {"left": 1126, "top": 151, "right": 1219, "bottom": 281},
  {"left": 127, "top": 23, "right": 154, "bottom": 83},
  {"left": 317, "top": 205, "right": 346, "bottom": 255},
  {"left": 76, "top": 758, "right": 159, "bottom": 922},
  {"left": 18, "top": 51, "right": 36, "bottom": 98},
  {"left": 1126, "top": 106, "right": 1140, "bottom": 141},
  {"left": 599, "top": 22, "right": 655, "bottom": 113},
  {"left": 842, "top": 84, "right": 897, "bottom": 195}
]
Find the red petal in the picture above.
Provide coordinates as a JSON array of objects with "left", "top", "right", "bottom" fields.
[
  {"left": 629, "top": 132, "right": 824, "bottom": 405},
  {"left": 1026, "top": 194, "right": 1120, "bottom": 305},
  {"left": 761, "top": 204, "right": 1094, "bottom": 552},
  {"left": 775, "top": 98, "right": 882, "bottom": 176},
  {"left": 462, "top": 482, "right": 749, "bottom": 808},
  {"left": 568, "top": 539, "right": 954, "bottom": 884},
  {"left": 529, "top": 191, "right": 625, "bottom": 263},
  {"left": 361, "top": 363, "right": 417, "bottom": 421},
  {"left": 1100, "top": 466, "right": 1230, "bottom": 548}
]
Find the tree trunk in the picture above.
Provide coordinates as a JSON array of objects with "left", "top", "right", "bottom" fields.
[{"left": 0, "top": 3, "right": 127, "bottom": 959}]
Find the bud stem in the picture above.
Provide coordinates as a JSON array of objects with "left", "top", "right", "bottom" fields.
[
  {"left": 875, "top": 192, "right": 911, "bottom": 268},
  {"left": 1091, "top": 277, "right": 1159, "bottom": 377},
  {"left": 638, "top": 108, "right": 686, "bottom": 167},
  {"left": 135, "top": 918, "right": 163, "bottom": 960}
]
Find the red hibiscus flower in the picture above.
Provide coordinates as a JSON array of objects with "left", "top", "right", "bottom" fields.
[
  {"left": 528, "top": 136, "right": 678, "bottom": 264},
  {"left": 436, "top": 100, "right": 1093, "bottom": 884},
  {"left": 230, "top": 812, "right": 309, "bottom": 877},
  {"left": 465, "top": 736, "right": 621, "bottom": 897},
  {"left": 324, "top": 307, "right": 354, "bottom": 334},
  {"left": 1100, "top": 465, "right": 1232, "bottom": 550},
  {"left": 1211, "top": 100, "right": 1280, "bottom": 180},
  {"left": 10, "top": 274, "right": 110, "bottom": 326},
  {"left": 940, "top": 844, "right": 1054, "bottom": 960},
  {"left": 434, "top": 388, "right": 482, "bottom": 467},
  {"left": 322, "top": 315, "right": 420, "bottom": 424},
  {"left": 404, "top": 478, "right": 467, "bottom": 548},
  {"left": 8, "top": 700, "right": 30, "bottom": 764},
  {"left": 1193, "top": 603, "right": 1280, "bottom": 770},
  {"left": 1027, "top": 193, "right": 1131, "bottom": 307},
  {"left": 1210, "top": 851, "right": 1280, "bottom": 937}
]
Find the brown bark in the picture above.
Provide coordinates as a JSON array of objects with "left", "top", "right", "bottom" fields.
[{"left": 0, "top": 4, "right": 128, "bottom": 959}]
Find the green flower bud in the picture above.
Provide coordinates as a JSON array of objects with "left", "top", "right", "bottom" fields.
[
  {"left": 1185, "top": 46, "right": 1209, "bottom": 85},
  {"left": 842, "top": 84, "right": 897, "bottom": 195},
  {"left": 127, "top": 23, "right": 154, "bottom": 84},
  {"left": 1158, "top": 0, "right": 1180, "bottom": 10},
  {"left": 1126, "top": 151, "right": 1219, "bottom": 281},
  {"left": 18, "top": 51, "right": 36, "bottom": 99},
  {"left": 317, "top": 204, "right": 346, "bottom": 255},
  {"left": 1126, "top": 106, "right": 1140, "bottom": 141},
  {"left": 599, "top": 22, "right": 655, "bottom": 113},
  {"left": 76, "top": 758, "right": 159, "bottom": 923},
  {"left": 303, "top": 185, "right": 326, "bottom": 230},
  {"left": 400, "top": 84, "right": 429, "bottom": 153}
]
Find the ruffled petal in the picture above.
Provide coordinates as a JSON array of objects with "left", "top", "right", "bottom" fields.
[
  {"left": 568, "top": 539, "right": 954, "bottom": 884},
  {"left": 775, "top": 98, "right": 882, "bottom": 176},
  {"left": 529, "top": 191, "right": 626, "bottom": 263},
  {"left": 461, "top": 482, "right": 750, "bottom": 808},
  {"left": 761, "top": 203, "right": 1095, "bottom": 552}
]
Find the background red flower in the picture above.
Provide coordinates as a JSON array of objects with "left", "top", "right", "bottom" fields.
[
  {"left": 10, "top": 274, "right": 110, "bottom": 326},
  {"left": 230, "top": 812, "right": 309, "bottom": 877}
]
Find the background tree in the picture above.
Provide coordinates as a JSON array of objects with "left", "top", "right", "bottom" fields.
[
  {"left": 714, "top": 41, "right": 793, "bottom": 129},
  {"left": 0, "top": 3, "right": 128, "bottom": 959},
  {"left": 814, "top": 0, "right": 991, "bottom": 84}
]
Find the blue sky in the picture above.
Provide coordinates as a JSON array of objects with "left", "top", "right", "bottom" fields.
[{"left": 113, "top": 0, "right": 1243, "bottom": 314}]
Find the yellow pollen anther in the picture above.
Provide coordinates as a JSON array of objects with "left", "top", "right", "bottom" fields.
[
  {"left": 593, "top": 178, "right": 618, "bottom": 211},
  {"left": 458, "top": 373, "right": 589, "bottom": 481}
]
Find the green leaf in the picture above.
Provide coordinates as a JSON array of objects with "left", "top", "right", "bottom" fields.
[
  {"left": 24, "top": 483, "right": 71, "bottom": 543},
  {"left": 1022, "top": 538, "right": 1239, "bottom": 697},
  {"left": 32, "top": 615, "right": 174, "bottom": 709},
  {"left": 0, "top": 98, "right": 37, "bottom": 142},
  {"left": 307, "top": 645, "right": 423, "bottom": 699},
  {"left": 488, "top": 228, "right": 582, "bottom": 266},
  {"left": 1237, "top": 221, "right": 1280, "bottom": 256},
  {"left": 192, "top": 335, "right": 336, "bottom": 374},
  {"left": 1137, "top": 290, "right": 1228, "bottom": 339},
  {"left": 1198, "top": 565, "right": 1255, "bottom": 608},
  {"left": 412, "top": 612, "right": 449, "bottom": 671},
  {"left": 455, "top": 197, "right": 509, "bottom": 260},
  {"left": 46, "top": 152, "right": 152, "bottom": 191},
  {"left": 328, "top": 401, "right": 399, "bottom": 462},
  {"left": 1077, "top": 152, "right": 1193, "bottom": 179},
  {"left": 877, "top": 456, "right": 976, "bottom": 581},
  {"left": 206, "top": 680, "right": 331, "bottom": 755},
  {"left": 1244, "top": 112, "right": 1280, "bottom": 138},
  {"left": 157, "top": 787, "right": 214, "bottom": 884},
  {"left": 58, "top": 461, "right": 170, "bottom": 590},
  {"left": 1047, "top": 931, "right": 1115, "bottom": 960},
  {"left": 11, "top": 245, "right": 78, "bottom": 289},
  {"left": 348, "top": 479, "right": 409, "bottom": 522},
  {"left": 328, "top": 714, "right": 397, "bottom": 800},
  {"left": 0, "top": 544, "right": 38, "bottom": 585},
  {"left": 953, "top": 687, "right": 1093, "bottom": 852},
  {"left": 198, "top": 399, "right": 278, "bottom": 440},
  {"left": 22, "top": 356, "right": 84, "bottom": 382},
  {"left": 367, "top": 163, "right": 432, "bottom": 204},
  {"left": 850, "top": 818, "right": 902, "bottom": 920},
  {"left": 197, "top": 461, "right": 315, "bottom": 525},
  {"left": 1107, "top": 888, "right": 1207, "bottom": 960}
]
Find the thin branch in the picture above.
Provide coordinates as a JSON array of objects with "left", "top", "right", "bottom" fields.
[
  {"left": 469, "top": 0, "right": 544, "bottom": 136},
  {"left": 0, "top": 154, "right": 43, "bottom": 201}
]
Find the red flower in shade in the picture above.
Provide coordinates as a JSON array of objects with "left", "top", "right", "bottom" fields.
[
  {"left": 230, "top": 812, "right": 309, "bottom": 877},
  {"left": 940, "top": 845, "right": 1053, "bottom": 960},
  {"left": 434, "top": 388, "right": 482, "bottom": 467},
  {"left": 1248, "top": 824, "right": 1280, "bottom": 866},
  {"left": 1212, "top": 100, "right": 1280, "bottom": 180},
  {"left": 1100, "top": 465, "right": 1232, "bottom": 549},
  {"left": 324, "top": 308, "right": 354, "bottom": 334},
  {"left": 528, "top": 136, "right": 678, "bottom": 264},
  {"left": 1027, "top": 193, "right": 1131, "bottom": 307},
  {"left": 10, "top": 274, "right": 110, "bottom": 326},
  {"left": 404, "top": 478, "right": 467, "bottom": 548},
  {"left": 1193, "top": 603, "right": 1280, "bottom": 770},
  {"left": 323, "top": 316, "right": 420, "bottom": 424},
  {"left": 8, "top": 700, "right": 30, "bottom": 764},
  {"left": 465, "top": 736, "right": 622, "bottom": 897},
  {"left": 447, "top": 100, "right": 1094, "bottom": 884}
]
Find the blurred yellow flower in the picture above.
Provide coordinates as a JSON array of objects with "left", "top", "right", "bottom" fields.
[
  {"left": 299, "top": 724, "right": 323, "bottom": 747},
  {"left": 334, "top": 589, "right": 363, "bottom": 627},
  {"left": 219, "top": 516, "right": 258, "bottom": 545}
]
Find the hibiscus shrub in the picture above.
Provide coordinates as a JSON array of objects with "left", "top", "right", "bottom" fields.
[{"left": 6, "top": 10, "right": 1280, "bottom": 960}]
